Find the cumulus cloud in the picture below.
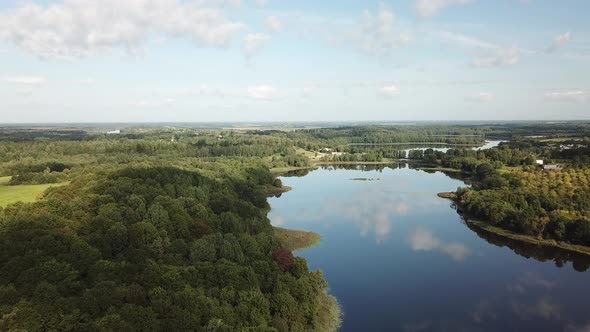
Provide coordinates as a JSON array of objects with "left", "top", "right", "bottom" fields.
[
  {"left": 265, "top": 15, "right": 282, "bottom": 33},
  {"left": 410, "top": 227, "right": 471, "bottom": 261},
  {"left": 0, "top": 0, "right": 245, "bottom": 59},
  {"left": 247, "top": 85, "right": 278, "bottom": 100},
  {"left": 2, "top": 76, "right": 47, "bottom": 86},
  {"left": 545, "top": 32, "right": 572, "bottom": 53},
  {"left": 242, "top": 33, "right": 270, "bottom": 60},
  {"left": 379, "top": 85, "right": 401, "bottom": 98},
  {"left": 472, "top": 46, "right": 520, "bottom": 67},
  {"left": 415, "top": 0, "right": 472, "bottom": 18},
  {"left": 350, "top": 3, "right": 412, "bottom": 57},
  {"left": 466, "top": 92, "right": 494, "bottom": 102}
]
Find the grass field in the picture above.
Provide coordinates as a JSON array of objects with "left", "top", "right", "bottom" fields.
[
  {"left": 0, "top": 176, "right": 69, "bottom": 207},
  {"left": 273, "top": 227, "right": 321, "bottom": 252}
]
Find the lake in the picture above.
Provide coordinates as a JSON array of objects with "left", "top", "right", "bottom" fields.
[{"left": 268, "top": 165, "right": 590, "bottom": 332}]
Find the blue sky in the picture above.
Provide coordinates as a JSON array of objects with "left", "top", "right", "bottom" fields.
[{"left": 0, "top": 0, "right": 589, "bottom": 123}]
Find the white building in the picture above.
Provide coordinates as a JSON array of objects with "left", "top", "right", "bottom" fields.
[{"left": 535, "top": 160, "right": 544, "bottom": 165}]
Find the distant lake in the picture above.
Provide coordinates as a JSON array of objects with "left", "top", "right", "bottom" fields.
[{"left": 268, "top": 165, "right": 590, "bottom": 332}]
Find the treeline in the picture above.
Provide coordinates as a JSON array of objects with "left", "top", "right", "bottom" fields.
[
  {"left": 0, "top": 165, "right": 335, "bottom": 331},
  {"left": 0, "top": 133, "right": 310, "bottom": 178},
  {"left": 4, "top": 162, "right": 71, "bottom": 185},
  {"left": 286, "top": 126, "right": 487, "bottom": 147}
]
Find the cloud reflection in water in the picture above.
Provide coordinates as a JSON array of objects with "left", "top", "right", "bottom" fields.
[{"left": 409, "top": 226, "right": 471, "bottom": 261}]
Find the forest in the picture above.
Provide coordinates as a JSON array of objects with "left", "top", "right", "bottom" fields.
[
  {"left": 0, "top": 163, "right": 339, "bottom": 331},
  {"left": 432, "top": 134, "right": 590, "bottom": 249}
]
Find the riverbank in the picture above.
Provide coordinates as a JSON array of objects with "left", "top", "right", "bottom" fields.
[
  {"left": 437, "top": 191, "right": 457, "bottom": 199},
  {"left": 272, "top": 226, "right": 341, "bottom": 331},
  {"left": 264, "top": 185, "right": 292, "bottom": 197},
  {"left": 467, "top": 219, "right": 590, "bottom": 256},
  {"left": 273, "top": 191, "right": 342, "bottom": 332},
  {"left": 418, "top": 167, "right": 462, "bottom": 173},
  {"left": 437, "top": 191, "right": 590, "bottom": 257},
  {"left": 316, "top": 292, "right": 342, "bottom": 332},
  {"left": 270, "top": 166, "right": 316, "bottom": 173},
  {"left": 273, "top": 227, "right": 321, "bottom": 251}
]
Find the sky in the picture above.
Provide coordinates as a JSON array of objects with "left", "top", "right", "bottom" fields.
[{"left": 0, "top": 0, "right": 589, "bottom": 123}]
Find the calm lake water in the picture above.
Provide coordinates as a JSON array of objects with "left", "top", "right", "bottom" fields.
[{"left": 268, "top": 165, "right": 590, "bottom": 332}]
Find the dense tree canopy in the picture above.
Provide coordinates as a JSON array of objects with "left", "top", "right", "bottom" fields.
[{"left": 0, "top": 165, "right": 334, "bottom": 331}]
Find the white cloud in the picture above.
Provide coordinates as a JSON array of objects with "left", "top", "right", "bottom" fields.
[
  {"left": 242, "top": 33, "right": 270, "bottom": 59},
  {"left": 247, "top": 85, "right": 277, "bottom": 100},
  {"left": 437, "top": 30, "right": 499, "bottom": 50},
  {"left": 545, "top": 32, "right": 572, "bottom": 53},
  {"left": 255, "top": 0, "right": 268, "bottom": 7},
  {"left": 349, "top": 3, "right": 412, "bottom": 57},
  {"left": 2, "top": 76, "right": 47, "bottom": 86},
  {"left": 0, "top": 0, "right": 245, "bottom": 59},
  {"left": 415, "top": 0, "right": 472, "bottom": 18},
  {"left": 544, "top": 90, "right": 587, "bottom": 102},
  {"left": 472, "top": 46, "right": 520, "bottom": 67},
  {"left": 410, "top": 227, "right": 471, "bottom": 261},
  {"left": 265, "top": 15, "right": 282, "bottom": 33},
  {"left": 466, "top": 92, "right": 494, "bottom": 102},
  {"left": 379, "top": 85, "right": 400, "bottom": 98}
]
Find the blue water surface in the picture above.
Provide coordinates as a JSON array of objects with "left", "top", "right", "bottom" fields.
[{"left": 268, "top": 165, "right": 590, "bottom": 332}]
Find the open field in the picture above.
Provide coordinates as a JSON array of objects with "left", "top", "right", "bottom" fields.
[{"left": 0, "top": 176, "right": 69, "bottom": 207}]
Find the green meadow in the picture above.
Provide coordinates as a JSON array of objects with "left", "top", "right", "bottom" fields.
[{"left": 0, "top": 176, "right": 68, "bottom": 207}]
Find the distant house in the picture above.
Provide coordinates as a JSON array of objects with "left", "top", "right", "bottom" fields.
[
  {"left": 106, "top": 129, "right": 121, "bottom": 134},
  {"left": 543, "top": 164, "right": 562, "bottom": 171},
  {"left": 535, "top": 160, "right": 544, "bottom": 165}
]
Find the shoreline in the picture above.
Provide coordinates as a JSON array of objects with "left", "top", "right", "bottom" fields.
[
  {"left": 270, "top": 166, "right": 316, "bottom": 173},
  {"left": 272, "top": 226, "right": 341, "bottom": 331},
  {"left": 437, "top": 192, "right": 590, "bottom": 257},
  {"left": 466, "top": 219, "right": 590, "bottom": 256},
  {"left": 418, "top": 167, "right": 462, "bottom": 173},
  {"left": 270, "top": 184, "right": 342, "bottom": 331},
  {"left": 273, "top": 227, "right": 321, "bottom": 252},
  {"left": 264, "top": 185, "right": 292, "bottom": 197}
]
